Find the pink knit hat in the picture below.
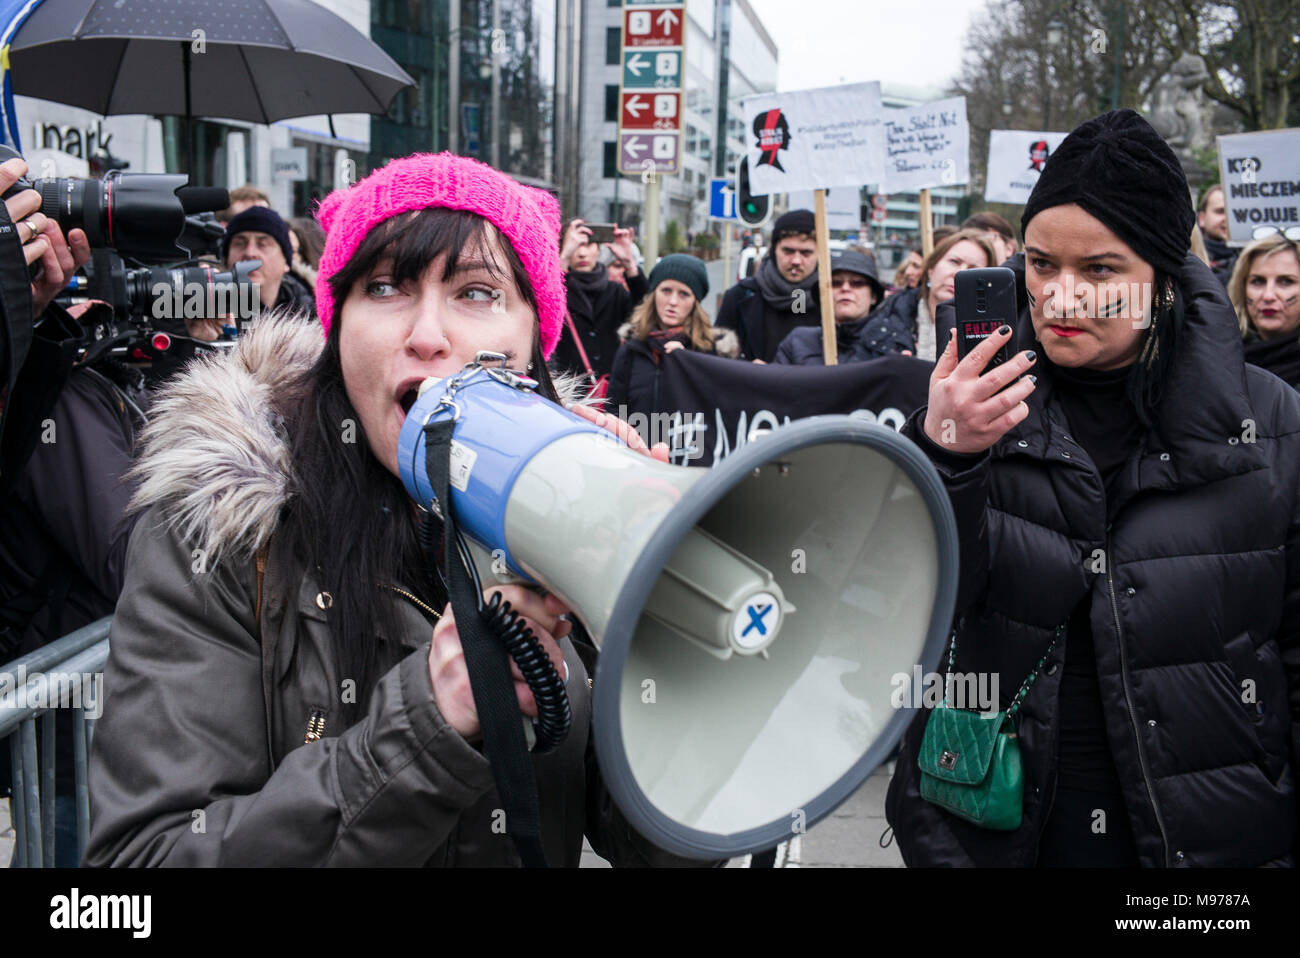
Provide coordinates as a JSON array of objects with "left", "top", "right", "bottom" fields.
[{"left": 314, "top": 152, "right": 566, "bottom": 358}]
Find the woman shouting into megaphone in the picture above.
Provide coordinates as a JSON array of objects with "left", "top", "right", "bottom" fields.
[{"left": 83, "top": 154, "right": 714, "bottom": 868}]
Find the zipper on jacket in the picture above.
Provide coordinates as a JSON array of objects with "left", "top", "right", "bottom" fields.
[
  {"left": 1028, "top": 626, "right": 1063, "bottom": 867},
  {"left": 383, "top": 584, "right": 443, "bottom": 621},
  {"left": 1105, "top": 530, "right": 1172, "bottom": 865},
  {"left": 304, "top": 708, "right": 327, "bottom": 744}
]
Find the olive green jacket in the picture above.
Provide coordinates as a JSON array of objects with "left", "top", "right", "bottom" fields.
[{"left": 84, "top": 317, "right": 698, "bottom": 867}]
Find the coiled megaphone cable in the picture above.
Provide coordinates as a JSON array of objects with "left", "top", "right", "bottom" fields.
[{"left": 424, "top": 512, "right": 572, "bottom": 754}]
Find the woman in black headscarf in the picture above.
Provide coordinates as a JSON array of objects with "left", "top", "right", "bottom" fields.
[{"left": 885, "top": 110, "right": 1300, "bottom": 867}]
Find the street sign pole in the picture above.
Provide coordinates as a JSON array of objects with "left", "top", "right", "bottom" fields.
[
  {"left": 722, "top": 221, "right": 732, "bottom": 293},
  {"left": 644, "top": 175, "right": 661, "bottom": 266},
  {"left": 814, "top": 188, "right": 837, "bottom": 366}
]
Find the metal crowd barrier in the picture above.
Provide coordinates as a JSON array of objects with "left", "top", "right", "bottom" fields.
[{"left": 1, "top": 617, "right": 111, "bottom": 867}]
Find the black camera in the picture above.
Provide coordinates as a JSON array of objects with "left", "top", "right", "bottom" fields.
[
  {"left": 0, "top": 143, "right": 229, "bottom": 259},
  {"left": 65, "top": 258, "right": 262, "bottom": 322}
]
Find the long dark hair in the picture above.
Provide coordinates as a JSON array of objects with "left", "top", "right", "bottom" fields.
[
  {"left": 1127, "top": 270, "right": 1182, "bottom": 432},
  {"left": 281, "top": 208, "right": 560, "bottom": 723}
]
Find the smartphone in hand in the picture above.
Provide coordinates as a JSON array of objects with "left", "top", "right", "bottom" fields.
[
  {"left": 955, "top": 267, "right": 1017, "bottom": 373},
  {"left": 583, "top": 222, "right": 618, "bottom": 245}
]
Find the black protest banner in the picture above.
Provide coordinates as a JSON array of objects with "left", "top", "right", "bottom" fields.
[{"left": 614, "top": 351, "right": 933, "bottom": 467}]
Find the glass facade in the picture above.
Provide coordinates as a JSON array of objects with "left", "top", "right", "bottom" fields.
[{"left": 369, "top": 0, "right": 558, "bottom": 186}]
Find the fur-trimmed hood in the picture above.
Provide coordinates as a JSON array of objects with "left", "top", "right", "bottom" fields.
[
  {"left": 615, "top": 321, "right": 740, "bottom": 358},
  {"left": 126, "top": 316, "right": 320, "bottom": 565},
  {"left": 128, "top": 315, "right": 591, "bottom": 564}
]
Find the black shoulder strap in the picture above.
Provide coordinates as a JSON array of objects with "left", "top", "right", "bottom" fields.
[{"left": 424, "top": 418, "right": 548, "bottom": 868}]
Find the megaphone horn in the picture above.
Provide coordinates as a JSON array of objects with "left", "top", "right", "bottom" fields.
[{"left": 398, "top": 355, "right": 958, "bottom": 860}]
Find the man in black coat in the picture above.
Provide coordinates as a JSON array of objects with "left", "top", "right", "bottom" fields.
[
  {"left": 714, "top": 209, "right": 822, "bottom": 363},
  {"left": 549, "top": 219, "right": 647, "bottom": 382},
  {"left": 774, "top": 248, "right": 909, "bottom": 365}
]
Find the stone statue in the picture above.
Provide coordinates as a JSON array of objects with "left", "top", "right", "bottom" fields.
[{"left": 1149, "top": 52, "right": 1212, "bottom": 183}]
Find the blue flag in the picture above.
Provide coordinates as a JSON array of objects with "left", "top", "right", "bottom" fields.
[{"left": 0, "top": 0, "right": 45, "bottom": 150}]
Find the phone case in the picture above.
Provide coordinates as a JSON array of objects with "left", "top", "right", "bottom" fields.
[{"left": 955, "top": 268, "right": 1017, "bottom": 372}]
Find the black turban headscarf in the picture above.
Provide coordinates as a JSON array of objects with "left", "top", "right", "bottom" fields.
[{"left": 1020, "top": 109, "right": 1194, "bottom": 274}]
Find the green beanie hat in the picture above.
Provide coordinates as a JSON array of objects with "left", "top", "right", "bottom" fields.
[{"left": 647, "top": 253, "right": 709, "bottom": 302}]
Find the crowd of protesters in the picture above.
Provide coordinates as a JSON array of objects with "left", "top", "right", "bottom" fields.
[{"left": 1, "top": 105, "right": 1298, "bottom": 870}]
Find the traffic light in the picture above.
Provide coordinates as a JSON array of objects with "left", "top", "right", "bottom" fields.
[{"left": 736, "top": 157, "right": 771, "bottom": 228}]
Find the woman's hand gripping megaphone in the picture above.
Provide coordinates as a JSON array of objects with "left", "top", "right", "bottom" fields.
[{"left": 427, "top": 401, "right": 666, "bottom": 741}]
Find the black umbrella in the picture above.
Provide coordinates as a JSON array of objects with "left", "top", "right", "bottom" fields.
[{"left": 8, "top": 0, "right": 414, "bottom": 174}]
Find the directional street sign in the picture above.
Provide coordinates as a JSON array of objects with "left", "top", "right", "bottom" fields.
[
  {"left": 620, "top": 91, "right": 680, "bottom": 130},
  {"left": 617, "top": 3, "right": 685, "bottom": 175},
  {"left": 623, "top": 5, "right": 684, "bottom": 48},
  {"left": 619, "top": 132, "right": 679, "bottom": 173},
  {"left": 622, "top": 49, "right": 683, "bottom": 89}
]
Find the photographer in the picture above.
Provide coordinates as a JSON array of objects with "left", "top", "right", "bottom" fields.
[
  {"left": 0, "top": 156, "right": 229, "bottom": 866},
  {"left": 0, "top": 156, "right": 102, "bottom": 868}
]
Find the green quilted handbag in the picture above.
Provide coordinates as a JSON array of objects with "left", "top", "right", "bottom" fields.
[{"left": 917, "top": 626, "right": 1061, "bottom": 831}]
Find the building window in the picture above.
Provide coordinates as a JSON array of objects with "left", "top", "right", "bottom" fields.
[
  {"left": 604, "top": 85, "right": 619, "bottom": 123},
  {"left": 605, "top": 27, "right": 621, "bottom": 65},
  {"left": 603, "top": 141, "right": 618, "bottom": 179}
]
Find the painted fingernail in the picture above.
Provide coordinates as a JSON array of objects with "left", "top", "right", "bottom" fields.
[
  {"left": 1027, "top": 374, "right": 1037, "bottom": 384},
  {"left": 1024, "top": 350, "right": 1037, "bottom": 362},
  {"left": 998, "top": 324, "right": 1012, "bottom": 335}
]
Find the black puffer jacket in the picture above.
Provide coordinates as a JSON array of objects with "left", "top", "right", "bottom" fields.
[
  {"left": 886, "top": 252, "right": 1300, "bottom": 867},
  {"left": 773, "top": 310, "right": 913, "bottom": 366},
  {"left": 607, "top": 323, "right": 740, "bottom": 421}
]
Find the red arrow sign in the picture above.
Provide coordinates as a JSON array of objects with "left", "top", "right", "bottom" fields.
[
  {"left": 624, "top": 6, "right": 684, "bottom": 47},
  {"left": 621, "top": 92, "right": 680, "bottom": 130}
]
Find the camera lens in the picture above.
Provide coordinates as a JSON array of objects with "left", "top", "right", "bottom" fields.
[
  {"left": 32, "top": 172, "right": 226, "bottom": 258},
  {"left": 38, "top": 178, "right": 106, "bottom": 246}
]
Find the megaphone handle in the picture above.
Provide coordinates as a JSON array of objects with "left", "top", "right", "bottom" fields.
[{"left": 423, "top": 418, "right": 550, "bottom": 867}]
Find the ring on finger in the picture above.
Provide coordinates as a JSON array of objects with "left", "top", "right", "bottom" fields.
[{"left": 18, "top": 218, "right": 37, "bottom": 241}]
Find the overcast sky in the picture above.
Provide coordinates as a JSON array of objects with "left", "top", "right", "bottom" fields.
[{"left": 746, "top": 0, "right": 982, "bottom": 96}]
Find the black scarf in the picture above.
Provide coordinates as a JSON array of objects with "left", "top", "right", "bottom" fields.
[
  {"left": 1244, "top": 334, "right": 1300, "bottom": 388},
  {"left": 753, "top": 255, "right": 819, "bottom": 312},
  {"left": 566, "top": 266, "right": 609, "bottom": 297}
]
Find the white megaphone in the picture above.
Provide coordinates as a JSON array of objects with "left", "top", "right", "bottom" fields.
[{"left": 398, "top": 354, "right": 958, "bottom": 860}]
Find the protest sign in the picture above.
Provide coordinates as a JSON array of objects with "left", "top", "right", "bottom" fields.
[
  {"left": 881, "top": 97, "right": 969, "bottom": 193},
  {"left": 740, "top": 81, "right": 885, "bottom": 195},
  {"left": 984, "top": 129, "right": 1069, "bottom": 204},
  {"left": 1216, "top": 128, "right": 1300, "bottom": 246}
]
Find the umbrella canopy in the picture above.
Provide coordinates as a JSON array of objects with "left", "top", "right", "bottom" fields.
[{"left": 8, "top": 0, "right": 413, "bottom": 123}]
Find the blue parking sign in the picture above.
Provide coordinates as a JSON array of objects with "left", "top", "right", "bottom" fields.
[{"left": 709, "top": 178, "right": 736, "bottom": 220}]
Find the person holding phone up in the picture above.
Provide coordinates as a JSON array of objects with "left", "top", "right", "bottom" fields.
[
  {"left": 551, "top": 219, "right": 646, "bottom": 385},
  {"left": 885, "top": 110, "right": 1300, "bottom": 868}
]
